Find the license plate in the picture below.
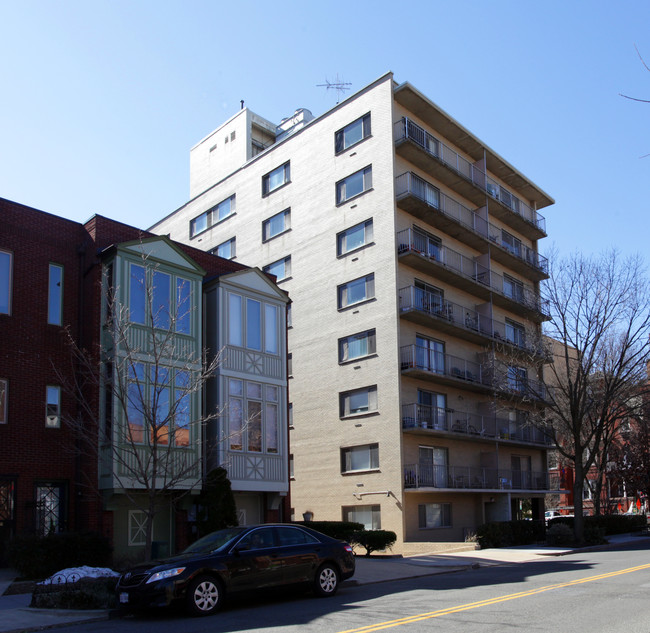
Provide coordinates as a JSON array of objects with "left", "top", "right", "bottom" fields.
[{"left": 119, "top": 592, "right": 129, "bottom": 604}]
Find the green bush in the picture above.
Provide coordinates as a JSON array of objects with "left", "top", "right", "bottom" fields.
[
  {"left": 546, "top": 523, "right": 574, "bottom": 546},
  {"left": 350, "top": 530, "right": 397, "bottom": 556},
  {"left": 7, "top": 532, "right": 112, "bottom": 580},
  {"left": 195, "top": 467, "right": 238, "bottom": 537},
  {"left": 294, "top": 521, "right": 363, "bottom": 542},
  {"left": 31, "top": 577, "right": 117, "bottom": 610},
  {"left": 548, "top": 514, "right": 646, "bottom": 536},
  {"left": 583, "top": 525, "right": 607, "bottom": 545},
  {"left": 476, "top": 522, "right": 513, "bottom": 549}
]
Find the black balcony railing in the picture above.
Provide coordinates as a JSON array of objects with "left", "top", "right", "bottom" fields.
[
  {"left": 396, "top": 228, "right": 550, "bottom": 318},
  {"left": 395, "top": 172, "right": 548, "bottom": 275},
  {"left": 394, "top": 118, "right": 547, "bottom": 234},
  {"left": 401, "top": 403, "right": 551, "bottom": 444},
  {"left": 404, "top": 463, "right": 555, "bottom": 490}
]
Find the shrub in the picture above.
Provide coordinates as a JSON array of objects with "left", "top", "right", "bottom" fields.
[
  {"left": 350, "top": 530, "right": 397, "bottom": 556},
  {"left": 7, "top": 533, "right": 112, "bottom": 580},
  {"left": 476, "top": 522, "right": 513, "bottom": 549},
  {"left": 583, "top": 525, "right": 607, "bottom": 545},
  {"left": 294, "top": 521, "right": 363, "bottom": 542},
  {"left": 546, "top": 523, "right": 574, "bottom": 547},
  {"left": 31, "top": 577, "right": 117, "bottom": 610},
  {"left": 195, "top": 467, "right": 238, "bottom": 537}
]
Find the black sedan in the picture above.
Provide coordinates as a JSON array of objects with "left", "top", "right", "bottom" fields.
[{"left": 116, "top": 523, "right": 355, "bottom": 616}]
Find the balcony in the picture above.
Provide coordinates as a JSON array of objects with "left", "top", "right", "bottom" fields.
[
  {"left": 398, "top": 285, "right": 548, "bottom": 359},
  {"left": 400, "top": 344, "right": 490, "bottom": 393},
  {"left": 395, "top": 172, "right": 548, "bottom": 280},
  {"left": 396, "top": 228, "right": 550, "bottom": 321},
  {"left": 401, "top": 403, "right": 551, "bottom": 445},
  {"left": 404, "top": 463, "right": 555, "bottom": 491},
  {"left": 394, "top": 118, "right": 546, "bottom": 240}
]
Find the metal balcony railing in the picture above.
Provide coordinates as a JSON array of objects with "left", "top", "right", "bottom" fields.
[
  {"left": 400, "top": 344, "right": 489, "bottom": 386},
  {"left": 401, "top": 403, "right": 551, "bottom": 445},
  {"left": 404, "top": 463, "right": 554, "bottom": 490},
  {"left": 398, "top": 285, "right": 545, "bottom": 356},
  {"left": 396, "top": 228, "right": 550, "bottom": 318},
  {"left": 395, "top": 172, "right": 548, "bottom": 275},
  {"left": 394, "top": 118, "right": 546, "bottom": 234}
]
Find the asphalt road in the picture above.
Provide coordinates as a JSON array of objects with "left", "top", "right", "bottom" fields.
[{"left": 53, "top": 542, "right": 650, "bottom": 633}]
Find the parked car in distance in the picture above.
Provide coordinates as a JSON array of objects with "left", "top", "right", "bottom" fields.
[{"left": 116, "top": 524, "right": 356, "bottom": 616}]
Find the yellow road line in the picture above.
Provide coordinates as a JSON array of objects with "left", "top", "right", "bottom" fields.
[{"left": 338, "top": 562, "right": 650, "bottom": 633}]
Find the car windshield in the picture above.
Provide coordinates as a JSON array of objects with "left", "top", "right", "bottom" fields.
[{"left": 183, "top": 527, "right": 246, "bottom": 554}]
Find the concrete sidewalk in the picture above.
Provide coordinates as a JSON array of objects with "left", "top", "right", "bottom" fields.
[{"left": 1, "top": 532, "right": 648, "bottom": 633}]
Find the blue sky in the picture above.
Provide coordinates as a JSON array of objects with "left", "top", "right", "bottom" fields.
[{"left": 1, "top": 1, "right": 648, "bottom": 260}]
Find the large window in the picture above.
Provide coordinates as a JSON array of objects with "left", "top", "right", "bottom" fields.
[
  {"left": 418, "top": 502, "right": 451, "bottom": 529},
  {"left": 228, "top": 378, "right": 279, "bottom": 454},
  {"left": 336, "top": 166, "right": 372, "bottom": 204},
  {"left": 0, "top": 250, "right": 12, "bottom": 315},
  {"left": 128, "top": 510, "right": 148, "bottom": 546},
  {"left": 338, "top": 329, "right": 376, "bottom": 363},
  {"left": 227, "top": 292, "right": 280, "bottom": 356},
  {"left": 503, "top": 273, "right": 524, "bottom": 302},
  {"left": 45, "top": 386, "right": 61, "bottom": 428},
  {"left": 335, "top": 113, "right": 371, "bottom": 153},
  {"left": 129, "top": 263, "right": 193, "bottom": 334},
  {"left": 340, "top": 385, "right": 377, "bottom": 417},
  {"left": 501, "top": 230, "right": 522, "bottom": 257},
  {"left": 125, "top": 362, "right": 194, "bottom": 446},
  {"left": 341, "top": 444, "right": 379, "bottom": 473},
  {"left": 263, "top": 256, "right": 291, "bottom": 282},
  {"left": 262, "top": 162, "right": 290, "bottom": 196},
  {"left": 263, "top": 208, "right": 291, "bottom": 241},
  {"left": 0, "top": 380, "right": 6, "bottom": 424},
  {"left": 337, "top": 219, "right": 373, "bottom": 256},
  {"left": 342, "top": 505, "right": 381, "bottom": 530},
  {"left": 47, "top": 264, "right": 63, "bottom": 325},
  {"left": 190, "top": 195, "right": 236, "bottom": 237},
  {"left": 416, "top": 335, "right": 444, "bottom": 374},
  {"left": 338, "top": 274, "right": 374, "bottom": 309},
  {"left": 507, "top": 366, "right": 528, "bottom": 393}
]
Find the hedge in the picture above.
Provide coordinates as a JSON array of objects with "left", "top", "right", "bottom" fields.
[{"left": 294, "top": 521, "right": 363, "bottom": 542}]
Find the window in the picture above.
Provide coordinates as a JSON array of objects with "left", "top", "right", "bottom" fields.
[
  {"left": 263, "top": 208, "right": 291, "bottom": 241},
  {"left": 341, "top": 444, "right": 379, "bottom": 473},
  {"left": 227, "top": 292, "right": 281, "bottom": 355},
  {"left": 263, "top": 256, "right": 291, "bottom": 282},
  {"left": 417, "top": 389, "right": 446, "bottom": 428},
  {"left": 339, "top": 329, "right": 376, "bottom": 362},
  {"left": 288, "top": 353, "right": 293, "bottom": 377},
  {"left": 503, "top": 274, "right": 524, "bottom": 302},
  {"left": 414, "top": 279, "right": 444, "bottom": 313},
  {"left": 35, "top": 483, "right": 65, "bottom": 535},
  {"left": 336, "top": 166, "right": 372, "bottom": 204},
  {"left": 338, "top": 274, "right": 374, "bottom": 309},
  {"left": 125, "top": 363, "right": 194, "bottom": 446},
  {"left": 190, "top": 195, "right": 236, "bottom": 237},
  {"left": 0, "top": 478, "right": 15, "bottom": 526},
  {"left": 419, "top": 446, "right": 448, "bottom": 487},
  {"left": 47, "top": 264, "right": 63, "bottom": 325},
  {"left": 46, "top": 386, "right": 61, "bottom": 428},
  {"left": 507, "top": 366, "right": 528, "bottom": 393},
  {"left": 416, "top": 335, "right": 444, "bottom": 374},
  {"left": 128, "top": 510, "right": 148, "bottom": 546},
  {"left": 0, "top": 380, "right": 7, "bottom": 424},
  {"left": 213, "top": 237, "right": 236, "bottom": 260},
  {"left": 342, "top": 505, "right": 381, "bottom": 530},
  {"left": 337, "top": 219, "right": 373, "bottom": 256},
  {"left": 501, "top": 230, "right": 522, "bottom": 257},
  {"left": 340, "top": 385, "right": 377, "bottom": 417},
  {"left": 418, "top": 503, "right": 451, "bottom": 529},
  {"left": 505, "top": 318, "right": 526, "bottom": 348},
  {"left": 262, "top": 162, "right": 290, "bottom": 196},
  {"left": 227, "top": 378, "right": 280, "bottom": 454},
  {"left": 128, "top": 263, "right": 194, "bottom": 334},
  {"left": 288, "top": 402, "right": 293, "bottom": 428},
  {"left": 0, "top": 250, "right": 11, "bottom": 315},
  {"left": 335, "top": 113, "right": 371, "bottom": 153}
]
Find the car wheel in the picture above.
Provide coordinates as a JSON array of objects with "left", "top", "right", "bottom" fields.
[
  {"left": 186, "top": 575, "right": 223, "bottom": 616},
  {"left": 314, "top": 563, "right": 339, "bottom": 597}
]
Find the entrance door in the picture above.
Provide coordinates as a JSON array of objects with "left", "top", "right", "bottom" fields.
[
  {"left": 417, "top": 390, "right": 446, "bottom": 429},
  {"left": 419, "top": 446, "right": 448, "bottom": 488},
  {"left": 416, "top": 336, "right": 444, "bottom": 374},
  {"left": 512, "top": 455, "right": 531, "bottom": 489}
]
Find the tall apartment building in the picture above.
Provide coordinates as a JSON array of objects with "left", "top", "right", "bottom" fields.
[{"left": 151, "top": 72, "right": 556, "bottom": 550}]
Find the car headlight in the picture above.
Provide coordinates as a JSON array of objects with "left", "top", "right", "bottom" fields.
[{"left": 146, "top": 567, "right": 186, "bottom": 584}]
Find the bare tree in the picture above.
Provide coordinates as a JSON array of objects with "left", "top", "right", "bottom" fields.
[
  {"left": 57, "top": 244, "right": 234, "bottom": 559},
  {"left": 541, "top": 249, "right": 650, "bottom": 542}
]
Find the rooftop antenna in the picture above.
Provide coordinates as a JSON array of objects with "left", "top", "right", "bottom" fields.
[{"left": 317, "top": 75, "right": 352, "bottom": 104}]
